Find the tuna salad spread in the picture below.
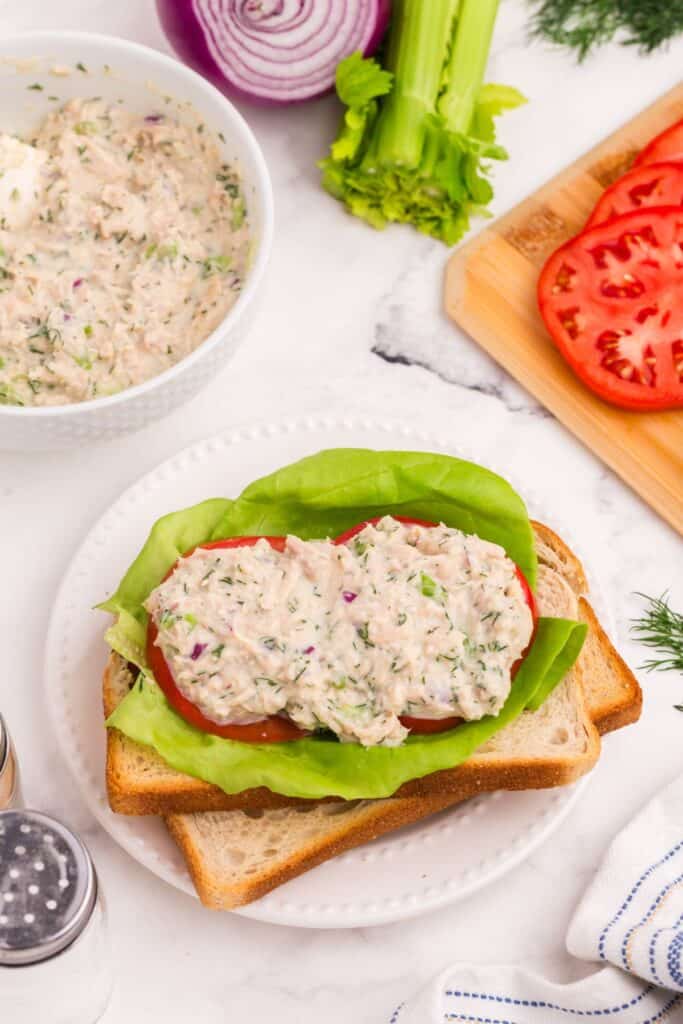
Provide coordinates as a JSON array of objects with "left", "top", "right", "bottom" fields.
[
  {"left": 145, "top": 517, "right": 534, "bottom": 747},
  {"left": 0, "top": 98, "right": 249, "bottom": 407}
]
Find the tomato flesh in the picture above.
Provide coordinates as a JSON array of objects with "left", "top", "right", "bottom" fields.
[
  {"left": 538, "top": 206, "right": 683, "bottom": 411},
  {"left": 586, "top": 162, "right": 683, "bottom": 229},
  {"left": 634, "top": 119, "right": 683, "bottom": 169},
  {"left": 146, "top": 520, "right": 539, "bottom": 743},
  {"left": 399, "top": 714, "right": 463, "bottom": 734}
]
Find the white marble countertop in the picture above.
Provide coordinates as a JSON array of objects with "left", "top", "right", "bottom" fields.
[{"left": 1, "top": 1, "right": 682, "bottom": 1021}]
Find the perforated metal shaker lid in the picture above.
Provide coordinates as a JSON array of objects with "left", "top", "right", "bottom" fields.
[{"left": 0, "top": 810, "right": 97, "bottom": 966}]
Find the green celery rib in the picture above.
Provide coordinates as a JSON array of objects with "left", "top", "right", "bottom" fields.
[
  {"left": 439, "top": 0, "right": 501, "bottom": 133},
  {"left": 367, "top": 0, "right": 460, "bottom": 170}
]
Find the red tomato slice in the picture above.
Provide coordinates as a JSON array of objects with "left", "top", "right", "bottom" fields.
[
  {"left": 586, "top": 162, "right": 683, "bottom": 229},
  {"left": 398, "top": 714, "right": 464, "bottom": 734},
  {"left": 147, "top": 521, "right": 539, "bottom": 742},
  {"left": 538, "top": 206, "right": 683, "bottom": 411},
  {"left": 634, "top": 119, "right": 683, "bottom": 168}
]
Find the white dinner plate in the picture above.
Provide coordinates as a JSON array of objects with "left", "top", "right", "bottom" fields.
[{"left": 45, "top": 415, "right": 602, "bottom": 929}]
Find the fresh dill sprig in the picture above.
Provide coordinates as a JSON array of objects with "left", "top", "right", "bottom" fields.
[
  {"left": 529, "top": 0, "right": 683, "bottom": 62},
  {"left": 631, "top": 592, "right": 683, "bottom": 674}
]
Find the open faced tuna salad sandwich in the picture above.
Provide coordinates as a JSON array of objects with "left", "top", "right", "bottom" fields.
[{"left": 99, "top": 449, "right": 641, "bottom": 909}]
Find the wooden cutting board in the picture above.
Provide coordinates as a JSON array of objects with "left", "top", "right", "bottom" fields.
[{"left": 445, "top": 83, "right": 683, "bottom": 536}]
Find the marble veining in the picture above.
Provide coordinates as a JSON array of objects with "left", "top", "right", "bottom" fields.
[{"left": 1, "top": 1, "right": 682, "bottom": 1022}]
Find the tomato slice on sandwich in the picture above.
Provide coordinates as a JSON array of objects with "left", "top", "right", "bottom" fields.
[{"left": 146, "top": 520, "right": 538, "bottom": 742}]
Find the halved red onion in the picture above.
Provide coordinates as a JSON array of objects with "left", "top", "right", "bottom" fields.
[{"left": 156, "top": 0, "right": 391, "bottom": 106}]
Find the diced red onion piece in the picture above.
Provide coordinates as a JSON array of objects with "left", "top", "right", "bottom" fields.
[
  {"left": 144, "top": 114, "right": 164, "bottom": 123},
  {"left": 303, "top": 645, "right": 315, "bottom": 654},
  {"left": 72, "top": 278, "right": 83, "bottom": 288},
  {"left": 190, "top": 642, "right": 208, "bottom": 660},
  {"left": 156, "top": 0, "right": 391, "bottom": 106},
  {"left": 342, "top": 591, "right": 358, "bottom": 603}
]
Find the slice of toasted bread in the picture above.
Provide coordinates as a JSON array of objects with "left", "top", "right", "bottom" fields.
[{"left": 104, "top": 522, "right": 639, "bottom": 817}]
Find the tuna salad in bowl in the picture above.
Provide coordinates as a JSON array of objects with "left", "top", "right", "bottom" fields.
[{"left": 0, "top": 32, "right": 273, "bottom": 450}]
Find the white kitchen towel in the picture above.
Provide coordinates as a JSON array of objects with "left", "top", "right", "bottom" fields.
[
  {"left": 567, "top": 773, "right": 683, "bottom": 990},
  {"left": 391, "top": 774, "right": 683, "bottom": 1022}
]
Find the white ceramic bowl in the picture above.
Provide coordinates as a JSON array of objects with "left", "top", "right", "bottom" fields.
[{"left": 0, "top": 32, "right": 273, "bottom": 451}]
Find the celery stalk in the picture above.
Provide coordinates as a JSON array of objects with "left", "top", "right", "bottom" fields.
[
  {"left": 319, "top": 0, "right": 525, "bottom": 245},
  {"left": 439, "top": 0, "right": 501, "bottom": 133},
  {"left": 368, "top": 0, "right": 459, "bottom": 169}
]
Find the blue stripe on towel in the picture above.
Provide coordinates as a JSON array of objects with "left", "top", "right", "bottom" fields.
[
  {"left": 441, "top": 995, "right": 682, "bottom": 1024},
  {"left": 648, "top": 911, "right": 683, "bottom": 987},
  {"left": 598, "top": 841, "right": 683, "bottom": 961},
  {"left": 620, "top": 873, "right": 683, "bottom": 971},
  {"left": 668, "top": 931, "right": 683, "bottom": 989},
  {"left": 444, "top": 985, "right": 653, "bottom": 1015}
]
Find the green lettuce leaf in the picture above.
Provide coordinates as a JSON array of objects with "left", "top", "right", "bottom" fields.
[
  {"left": 101, "top": 447, "right": 585, "bottom": 800},
  {"left": 99, "top": 497, "right": 233, "bottom": 622}
]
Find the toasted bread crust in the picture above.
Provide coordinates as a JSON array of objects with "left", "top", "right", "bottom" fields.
[
  {"left": 530, "top": 519, "right": 588, "bottom": 595},
  {"left": 577, "top": 597, "right": 642, "bottom": 734}
]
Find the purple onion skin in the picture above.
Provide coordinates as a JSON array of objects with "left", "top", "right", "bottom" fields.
[{"left": 155, "top": 0, "right": 391, "bottom": 108}]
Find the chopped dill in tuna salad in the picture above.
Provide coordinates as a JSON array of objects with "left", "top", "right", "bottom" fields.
[
  {"left": 145, "top": 517, "right": 534, "bottom": 748},
  {"left": 0, "top": 98, "right": 249, "bottom": 407}
]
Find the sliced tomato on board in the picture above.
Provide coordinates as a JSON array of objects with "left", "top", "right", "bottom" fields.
[
  {"left": 147, "top": 521, "right": 539, "bottom": 742},
  {"left": 586, "top": 162, "right": 683, "bottom": 229},
  {"left": 538, "top": 206, "right": 683, "bottom": 411},
  {"left": 634, "top": 118, "right": 683, "bottom": 168}
]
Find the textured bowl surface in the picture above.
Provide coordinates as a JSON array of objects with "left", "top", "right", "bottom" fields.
[{"left": 0, "top": 32, "right": 273, "bottom": 451}]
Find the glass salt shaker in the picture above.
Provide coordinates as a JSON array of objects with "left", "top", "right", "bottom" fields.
[
  {"left": 0, "top": 714, "right": 22, "bottom": 810},
  {"left": 0, "top": 810, "right": 113, "bottom": 1022}
]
